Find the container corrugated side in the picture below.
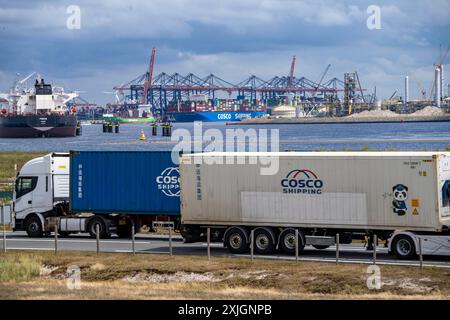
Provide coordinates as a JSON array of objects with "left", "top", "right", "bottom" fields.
[
  {"left": 181, "top": 152, "right": 448, "bottom": 231},
  {"left": 70, "top": 151, "right": 180, "bottom": 215}
]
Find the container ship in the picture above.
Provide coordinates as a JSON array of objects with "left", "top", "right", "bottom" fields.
[
  {"left": 100, "top": 104, "right": 156, "bottom": 124},
  {"left": 0, "top": 74, "right": 78, "bottom": 138},
  {"left": 164, "top": 95, "right": 267, "bottom": 122}
]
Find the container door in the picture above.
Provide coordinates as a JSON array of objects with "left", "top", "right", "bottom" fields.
[{"left": 440, "top": 157, "right": 450, "bottom": 218}]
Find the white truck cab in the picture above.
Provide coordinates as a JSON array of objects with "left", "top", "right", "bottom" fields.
[{"left": 14, "top": 153, "right": 70, "bottom": 236}]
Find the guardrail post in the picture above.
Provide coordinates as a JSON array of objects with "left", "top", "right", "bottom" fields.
[
  {"left": 295, "top": 229, "right": 299, "bottom": 262},
  {"left": 250, "top": 229, "right": 254, "bottom": 261},
  {"left": 335, "top": 233, "right": 340, "bottom": 264},
  {"left": 373, "top": 234, "right": 377, "bottom": 265},
  {"left": 131, "top": 222, "right": 135, "bottom": 255},
  {"left": 169, "top": 226, "right": 173, "bottom": 256},
  {"left": 1, "top": 206, "right": 6, "bottom": 253},
  {"left": 96, "top": 224, "right": 100, "bottom": 255},
  {"left": 419, "top": 237, "right": 423, "bottom": 270},
  {"left": 207, "top": 227, "right": 211, "bottom": 260},
  {"left": 54, "top": 218, "right": 58, "bottom": 254}
]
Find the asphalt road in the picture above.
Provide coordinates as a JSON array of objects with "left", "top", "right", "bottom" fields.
[{"left": 2, "top": 231, "right": 450, "bottom": 268}]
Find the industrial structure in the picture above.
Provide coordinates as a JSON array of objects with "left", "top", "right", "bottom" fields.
[{"left": 106, "top": 49, "right": 373, "bottom": 119}]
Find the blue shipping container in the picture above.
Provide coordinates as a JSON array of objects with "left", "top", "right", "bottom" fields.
[{"left": 70, "top": 151, "right": 180, "bottom": 215}]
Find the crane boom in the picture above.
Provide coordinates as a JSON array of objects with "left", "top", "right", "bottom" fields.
[
  {"left": 19, "top": 72, "right": 36, "bottom": 84},
  {"left": 142, "top": 48, "right": 156, "bottom": 105},
  {"left": 289, "top": 55, "right": 296, "bottom": 87}
]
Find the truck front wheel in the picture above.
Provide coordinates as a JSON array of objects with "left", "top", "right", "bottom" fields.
[
  {"left": 25, "top": 216, "right": 43, "bottom": 238},
  {"left": 392, "top": 235, "right": 416, "bottom": 260},
  {"left": 225, "top": 227, "right": 249, "bottom": 254}
]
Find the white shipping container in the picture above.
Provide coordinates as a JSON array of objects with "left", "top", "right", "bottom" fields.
[{"left": 180, "top": 152, "right": 450, "bottom": 232}]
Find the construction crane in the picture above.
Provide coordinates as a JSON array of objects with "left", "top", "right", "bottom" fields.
[
  {"left": 12, "top": 72, "right": 36, "bottom": 92},
  {"left": 411, "top": 78, "right": 427, "bottom": 100},
  {"left": 288, "top": 55, "right": 296, "bottom": 87},
  {"left": 314, "top": 64, "right": 331, "bottom": 94},
  {"left": 142, "top": 48, "right": 156, "bottom": 105},
  {"left": 389, "top": 90, "right": 397, "bottom": 100}
]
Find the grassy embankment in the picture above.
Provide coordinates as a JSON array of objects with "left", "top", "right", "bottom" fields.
[{"left": 0, "top": 251, "right": 449, "bottom": 300}]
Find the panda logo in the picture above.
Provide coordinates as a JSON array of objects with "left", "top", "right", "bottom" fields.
[{"left": 392, "top": 184, "right": 408, "bottom": 216}]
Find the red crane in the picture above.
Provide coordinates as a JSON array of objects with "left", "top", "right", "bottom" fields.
[
  {"left": 142, "top": 47, "right": 156, "bottom": 105},
  {"left": 289, "top": 55, "right": 296, "bottom": 87}
]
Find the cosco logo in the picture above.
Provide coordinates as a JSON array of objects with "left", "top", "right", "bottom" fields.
[
  {"left": 281, "top": 169, "right": 324, "bottom": 194},
  {"left": 156, "top": 167, "right": 180, "bottom": 197},
  {"left": 217, "top": 113, "right": 232, "bottom": 120},
  {"left": 281, "top": 179, "right": 323, "bottom": 189}
]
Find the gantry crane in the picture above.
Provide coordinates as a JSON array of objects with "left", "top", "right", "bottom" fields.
[{"left": 142, "top": 48, "right": 156, "bottom": 105}]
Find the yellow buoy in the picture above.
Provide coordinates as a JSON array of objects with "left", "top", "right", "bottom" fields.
[{"left": 139, "top": 130, "right": 146, "bottom": 141}]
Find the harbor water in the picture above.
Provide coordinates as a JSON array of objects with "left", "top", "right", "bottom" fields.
[{"left": 0, "top": 121, "right": 449, "bottom": 152}]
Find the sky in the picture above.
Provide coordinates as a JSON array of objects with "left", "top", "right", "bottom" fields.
[{"left": 0, "top": 0, "right": 449, "bottom": 104}]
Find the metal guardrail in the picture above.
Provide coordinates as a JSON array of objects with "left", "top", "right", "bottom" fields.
[{"left": 1, "top": 204, "right": 12, "bottom": 253}]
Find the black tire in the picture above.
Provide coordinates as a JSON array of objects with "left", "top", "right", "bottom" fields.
[
  {"left": 392, "top": 235, "right": 416, "bottom": 260},
  {"left": 116, "top": 222, "right": 133, "bottom": 238},
  {"left": 312, "top": 245, "right": 330, "bottom": 250},
  {"left": 279, "top": 228, "right": 305, "bottom": 255},
  {"left": 88, "top": 217, "right": 109, "bottom": 239},
  {"left": 253, "top": 229, "right": 275, "bottom": 255},
  {"left": 225, "top": 227, "right": 249, "bottom": 254},
  {"left": 25, "top": 215, "right": 43, "bottom": 237}
]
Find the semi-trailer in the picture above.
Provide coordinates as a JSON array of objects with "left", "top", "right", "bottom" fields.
[
  {"left": 10, "top": 150, "right": 450, "bottom": 259},
  {"left": 179, "top": 152, "right": 450, "bottom": 259},
  {"left": 13, "top": 151, "right": 180, "bottom": 238}
]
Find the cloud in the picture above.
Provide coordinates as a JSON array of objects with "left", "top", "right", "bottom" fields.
[{"left": 0, "top": 0, "right": 448, "bottom": 104}]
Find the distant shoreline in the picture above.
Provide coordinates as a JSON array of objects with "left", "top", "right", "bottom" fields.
[{"left": 233, "top": 115, "right": 450, "bottom": 125}]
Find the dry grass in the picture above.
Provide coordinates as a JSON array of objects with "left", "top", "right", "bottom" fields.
[
  {"left": 0, "top": 251, "right": 449, "bottom": 300},
  {"left": 0, "top": 254, "right": 41, "bottom": 282}
]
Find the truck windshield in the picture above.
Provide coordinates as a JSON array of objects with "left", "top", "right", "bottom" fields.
[
  {"left": 443, "top": 180, "right": 450, "bottom": 207},
  {"left": 15, "top": 176, "right": 38, "bottom": 198}
]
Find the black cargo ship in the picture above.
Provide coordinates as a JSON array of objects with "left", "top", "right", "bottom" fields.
[
  {"left": 0, "top": 79, "right": 78, "bottom": 138},
  {"left": 0, "top": 114, "right": 77, "bottom": 138}
]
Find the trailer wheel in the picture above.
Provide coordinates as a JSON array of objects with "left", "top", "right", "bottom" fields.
[
  {"left": 253, "top": 228, "right": 275, "bottom": 254},
  {"left": 225, "top": 227, "right": 249, "bottom": 254},
  {"left": 392, "top": 235, "right": 416, "bottom": 260},
  {"left": 279, "top": 228, "right": 305, "bottom": 255},
  {"left": 25, "top": 215, "right": 43, "bottom": 238},
  {"left": 88, "top": 218, "right": 109, "bottom": 239}
]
